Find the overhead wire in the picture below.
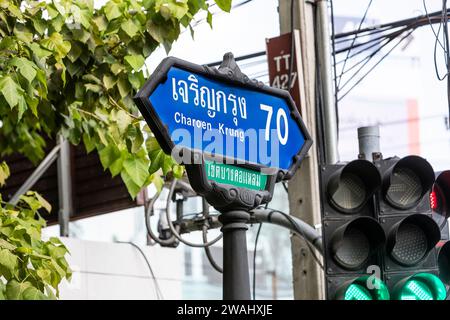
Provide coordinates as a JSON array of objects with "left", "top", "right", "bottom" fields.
[
  {"left": 338, "top": 28, "right": 416, "bottom": 102},
  {"left": 335, "top": 0, "right": 373, "bottom": 89},
  {"left": 330, "top": 0, "right": 339, "bottom": 138},
  {"left": 116, "top": 241, "right": 164, "bottom": 300},
  {"left": 334, "top": 7, "right": 450, "bottom": 101}
]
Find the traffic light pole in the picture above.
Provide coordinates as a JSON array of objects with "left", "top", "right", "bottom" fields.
[
  {"left": 278, "top": 0, "right": 326, "bottom": 300},
  {"left": 219, "top": 209, "right": 251, "bottom": 300}
]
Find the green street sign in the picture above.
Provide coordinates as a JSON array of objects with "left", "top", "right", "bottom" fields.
[{"left": 205, "top": 161, "right": 268, "bottom": 191}]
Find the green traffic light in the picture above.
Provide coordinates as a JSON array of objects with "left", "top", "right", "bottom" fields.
[
  {"left": 336, "top": 276, "right": 390, "bottom": 300},
  {"left": 394, "top": 273, "right": 447, "bottom": 300},
  {"left": 344, "top": 283, "right": 372, "bottom": 300}
]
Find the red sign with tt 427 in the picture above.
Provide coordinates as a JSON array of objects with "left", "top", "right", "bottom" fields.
[{"left": 266, "top": 32, "right": 301, "bottom": 114}]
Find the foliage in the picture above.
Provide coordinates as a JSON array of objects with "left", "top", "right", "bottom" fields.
[
  {"left": 0, "top": 162, "right": 71, "bottom": 300},
  {"left": 0, "top": 0, "right": 231, "bottom": 198}
]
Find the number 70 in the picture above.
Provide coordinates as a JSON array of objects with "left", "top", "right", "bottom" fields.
[{"left": 260, "top": 104, "right": 289, "bottom": 145}]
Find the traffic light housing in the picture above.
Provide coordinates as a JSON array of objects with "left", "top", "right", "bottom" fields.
[
  {"left": 321, "top": 160, "right": 388, "bottom": 299},
  {"left": 321, "top": 155, "right": 447, "bottom": 300},
  {"left": 431, "top": 170, "right": 450, "bottom": 240}
]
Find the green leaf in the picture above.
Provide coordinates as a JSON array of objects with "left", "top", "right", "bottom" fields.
[
  {"left": 36, "top": 268, "right": 52, "bottom": 284},
  {"left": 131, "top": 129, "right": 144, "bottom": 154},
  {"left": 93, "top": 15, "right": 108, "bottom": 31},
  {"left": 20, "top": 192, "right": 42, "bottom": 211},
  {"left": 121, "top": 19, "right": 139, "bottom": 38},
  {"left": 172, "top": 164, "right": 184, "bottom": 178},
  {"left": 85, "top": 83, "right": 102, "bottom": 93},
  {"left": 109, "top": 151, "right": 126, "bottom": 177},
  {"left": 28, "top": 43, "right": 53, "bottom": 59},
  {"left": 5, "top": 280, "right": 32, "bottom": 300},
  {"left": 0, "top": 281, "right": 6, "bottom": 300},
  {"left": 104, "top": 2, "right": 122, "bottom": 21},
  {"left": 128, "top": 71, "right": 144, "bottom": 90},
  {"left": 0, "top": 76, "right": 19, "bottom": 108},
  {"left": 146, "top": 136, "right": 161, "bottom": 152},
  {"left": 206, "top": 10, "right": 213, "bottom": 28},
  {"left": 149, "top": 149, "right": 163, "bottom": 175},
  {"left": 0, "top": 161, "right": 10, "bottom": 187},
  {"left": 34, "top": 192, "right": 52, "bottom": 213},
  {"left": 114, "top": 110, "right": 132, "bottom": 134},
  {"left": 0, "top": 239, "right": 16, "bottom": 251},
  {"left": 22, "top": 286, "right": 48, "bottom": 300},
  {"left": 117, "top": 77, "right": 131, "bottom": 98},
  {"left": 103, "top": 74, "right": 116, "bottom": 90},
  {"left": 10, "top": 57, "right": 37, "bottom": 83},
  {"left": 0, "top": 249, "right": 18, "bottom": 278},
  {"left": 188, "top": 0, "right": 207, "bottom": 15},
  {"left": 17, "top": 95, "right": 27, "bottom": 121},
  {"left": 82, "top": 133, "right": 96, "bottom": 153},
  {"left": 214, "top": 0, "right": 232, "bottom": 12},
  {"left": 124, "top": 55, "right": 145, "bottom": 71},
  {"left": 99, "top": 144, "right": 121, "bottom": 169},
  {"left": 120, "top": 170, "right": 141, "bottom": 199},
  {"left": 149, "top": 173, "right": 164, "bottom": 193},
  {"left": 156, "top": 0, "right": 189, "bottom": 20},
  {"left": 123, "top": 157, "right": 149, "bottom": 187},
  {"left": 67, "top": 42, "right": 83, "bottom": 63},
  {"left": 8, "top": 4, "right": 23, "bottom": 19},
  {"left": 13, "top": 26, "right": 33, "bottom": 43}
]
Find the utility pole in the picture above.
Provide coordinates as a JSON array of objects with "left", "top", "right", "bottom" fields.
[{"left": 278, "top": 0, "right": 337, "bottom": 300}]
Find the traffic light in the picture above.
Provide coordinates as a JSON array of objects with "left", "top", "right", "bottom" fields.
[
  {"left": 431, "top": 170, "right": 450, "bottom": 240},
  {"left": 321, "top": 160, "right": 388, "bottom": 300},
  {"left": 320, "top": 155, "right": 448, "bottom": 300},
  {"left": 378, "top": 156, "right": 444, "bottom": 300},
  {"left": 438, "top": 240, "right": 450, "bottom": 288}
]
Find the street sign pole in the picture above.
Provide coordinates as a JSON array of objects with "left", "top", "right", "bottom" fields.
[
  {"left": 134, "top": 52, "right": 312, "bottom": 300},
  {"left": 220, "top": 209, "right": 251, "bottom": 300}
]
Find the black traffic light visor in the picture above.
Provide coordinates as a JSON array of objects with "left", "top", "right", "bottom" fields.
[
  {"left": 438, "top": 240, "right": 450, "bottom": 284},
  {"left": 327, "top": 160, "right": 381, "bottom": 214},
  {"left": 331, "top": 217, "right": 386, "bottom": 270},
  {"left": 383, "top": 156, "right": 435, "bottom": 210},
  {"left": 387, "top": 214, "right": 440, "bottom": 266}
]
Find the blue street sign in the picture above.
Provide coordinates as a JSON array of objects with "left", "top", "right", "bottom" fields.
[{"left": 134, "top": 55, "right": 311, "bottom": 180}]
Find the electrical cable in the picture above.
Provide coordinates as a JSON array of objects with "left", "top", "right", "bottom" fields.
[
  {"left": 116, "top": 241, "right": 164, "bottom": 300},
  {"left": 201, "top": 197, "right": 223, "bottom": 273},
  {"left": 336, "top": 0, "right": 373, "bottom": 88},
  {"left": 202, "top": 225, "right": 223, "bottom": 273},
  {"left": 252, "top": 202, "right": 269, "bottom": 300},
  {"left": 165, "top": 179, "right": 223, "bottom": 248},
  {"left": 252, "top": 223, "right": 262, "bottom": 300},
  {"left": 338, "top": 28, "right": 410, "bottom": 91},
  {"left": 338, "top": 28, "right": 415, "bottom": 101},
  {"left": 330, "top": 0, "right": 339, "bottom": 139},
  {"left": 144, "top": 190, "right": 178, "bottom": 246},
  {"left": 443, "top": 0, "right": 450, "bottom": 128},
  {"left": 253, "top": 207, "right": 324, "bottom": 269},
  {"left": 287, "top": 0, "right": 296, "bottom": 91},
  {"left": 282, "top": 181, "right": 289, "bottom": 193},
  {"left": 270, "top": 209, "right": 324, "bottom": 270},
  {"left": 334, "top": 8, "right": 450, "bottom": 100}
]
